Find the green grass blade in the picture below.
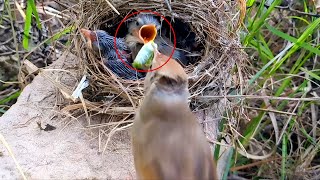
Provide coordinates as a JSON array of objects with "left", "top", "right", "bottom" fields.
[
  {"left": 248, "top": 40, "right": 274, "bottom": 60},
  {"left": 275, "top": 51, "right": 312, "bottom": 97},
  {"left": 23, "top": 0, "right": 33, "bottom": 50},
  {"left": 244, "top": 0, "right": 281, "bottom": 45},
  {"left": 241, "top": 111, "right": 265, "bottom": 145},
  {"left": 28, "top": 0, "right": 42, "bottom": 29},
  {"left": 300, "top": 126, "right": 316, "bottom": 145},
  {"left": 23, "top": 0, "right": 42, "bottom": 50},
  {"left": 248, "top": 0, "right": 266, "bottom": 32},
  {"left": 270, "top": 18, "right": 320, "bottom": 74},
  {"left": 214, "top": 115, "right": 228, "bottom": 161},
  {"left": 45, "top": 26, "right": 75, "bottom": 44},
  {"left": 266, "top": 23, "right": 320, "bottom": 55},
  {"left": 287, "top": 16, "right": 310, "bottom": 25},
  {"left": 222, "top": 147, "right": 234, "bottom": 180},
  {"left": 303, "top": 0, "right": 308, "bottom": 12},
  {"left": 0, "top": 91, "right": 21, "bottom": 105},
  {"left": 278, "top": 80, "right": 308, "bottom": 110},
  {"left": 258, "top": 33, "right": 274, "bottom": 59},
  {"left": 248, "top": 43, "right": 294, "bottom": 85},
  {"left": 300, "top": 67, "right": 320, "bottom": 81},
  {"left": 246, "top": 0, "right": 256, "bottom": 7}
]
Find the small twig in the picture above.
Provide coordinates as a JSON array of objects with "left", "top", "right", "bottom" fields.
[
  {"left": 5, "top": 1, "right": 20, "bottom": 67},
  {"left": 230, "top": 157, "right": 280, "bottom": 171},
  {"left": 104, "top": 0, "right": 120, "bottom": 15},
  {"left": 85, "top": 120, "right": 134, "bottom": 129},
  {"left": 277, "top": 101, "right": 301, "bottom": 145},
  {"left": 236, "top": 0, "right": 246, "bottom": 30},
  {"left": 164, "top": 0, "right": 172, "bottom": 12},
  {"left": 79, "top": 94, "right": 91, "bottom": 125},
  {"left": 262, "top": 81, "right": 280, "bottom": 144},
  {"left": 102, "top": 116, "right": 132, "bottom": 154},
  {"left": 243, "top": 106, "right": 296, "bottom": 116},
  {"left": 14, "top": 0, "right": 26, "bottom": 20},
  {"left": 0, "top": 134, "right": 27, "bottom": 180},
  {"left": 0, "top": 37, "right": 13, "bottom": 45},
  {"left": 0, "top": 79, "right": 20, "bottom": 84},
  {"left": 311, "top": 103, "right": 317, "bottom": 139},
  {"left": 0, "top": 51, "right": 25, "bottom": 56},
  {"left": 195, "top": 95, "right": 320, "bottom": 102},
  {"left": 284, "top": 6, "right": 320, "bottom": 18}
]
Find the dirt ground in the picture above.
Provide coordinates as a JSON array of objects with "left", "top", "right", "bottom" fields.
[
  {"left": 0, "top": 53, "right": 135, "bottom": 179},
  {"left": 0, "top": 51, "right": 228, "bottom": 179}
]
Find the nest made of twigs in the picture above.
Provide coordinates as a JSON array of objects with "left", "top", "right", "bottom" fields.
[{"left": 70, "top": 0, "right": 248, "bottom": 139}]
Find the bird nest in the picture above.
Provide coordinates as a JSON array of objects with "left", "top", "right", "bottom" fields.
[{"left": 70, "top": 0, "right": 248, "bottom": 142}]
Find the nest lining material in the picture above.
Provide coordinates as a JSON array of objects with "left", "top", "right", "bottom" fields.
[{"left": 72, "top": 0, "right": 247, "bottom": 138}]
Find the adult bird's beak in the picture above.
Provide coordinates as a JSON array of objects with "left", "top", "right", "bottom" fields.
[{"left": 138, "top": 24, "right": 157, "bottom": 44}]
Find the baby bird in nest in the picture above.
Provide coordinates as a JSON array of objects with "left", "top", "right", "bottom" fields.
[
  {"left": 131, "top": 49, "right": 218, "bottom": 180},
  {"left": 80, "top": 28, "right": 145, "bottom": 80},
  {"left": 126, "top": 13, "right": 188, "bottom": 67}
]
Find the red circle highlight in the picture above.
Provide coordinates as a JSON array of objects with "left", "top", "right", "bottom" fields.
[{"left": 114, "top": 10, "right": 176, "bottom": 73}]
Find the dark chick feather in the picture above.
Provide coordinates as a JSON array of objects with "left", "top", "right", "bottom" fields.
[
  {"left": 126, "top": 14, "right": 188, "bottom": 66},
  {"left": 81, "top": 29, "right": 145, "bottom": 80},
  {"left": 128, "top": 14, "right": 161, "bottom": 33},
  {"left": 92, "top": 30, "right": 129, "bottom": 60},
  {"left": 104, "top": 60, "right": 145, "bottom": 80},
  {"left": 155, "top": 36, "right": 187, "bottom": 66}
]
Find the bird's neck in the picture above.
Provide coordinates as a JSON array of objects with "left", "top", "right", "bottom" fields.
[{"left": 139, "top": 87, "right": 191, "bottom": 120}]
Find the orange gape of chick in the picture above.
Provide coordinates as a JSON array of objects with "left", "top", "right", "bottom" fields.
[{"left": 131, "top": 51, "right": 218, "bottom": 180}]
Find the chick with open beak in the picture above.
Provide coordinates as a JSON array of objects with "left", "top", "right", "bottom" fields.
[
  {"left": 80, "top": 28, "right": 145, "bottom": 80},
  {"left": 132, "top": 24, "right": 158, "bottom": 70},
  {"left": 126, "top": 14, "right": 188, "bottom": 67}
]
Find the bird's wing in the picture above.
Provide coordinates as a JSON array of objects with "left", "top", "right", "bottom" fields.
[
  {"left": 105, "top": 60, "right": 145, "bottom": 80},
  {"left": 98, "top": 32, "right": 129, "bottom": 52},
  {"left": 107, "top": 50, "right": 131, "bottom": 62}
]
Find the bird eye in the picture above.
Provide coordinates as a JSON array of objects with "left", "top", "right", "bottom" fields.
[{"left": 135, "top": 21, "right": 139, "bottom": 26}]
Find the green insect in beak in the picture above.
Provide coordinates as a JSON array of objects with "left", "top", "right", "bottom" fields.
[{"left": 132, "top": 24, "right": 158, "bottom": 70}]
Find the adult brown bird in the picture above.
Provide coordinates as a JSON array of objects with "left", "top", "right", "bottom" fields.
[{"left": 131, "top": 49, "right": 218, "bottom": 180}]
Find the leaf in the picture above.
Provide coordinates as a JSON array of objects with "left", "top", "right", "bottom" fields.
[
  {"left": 300, "top": 67, "right": 320, "bottom": 81},
  {"left": 266, "top": 23, "right": 320, "bottom": 56},
  {"left": 23, "top": 0, "right": 33, "bottom": 50},
  {"left": 275, "top": 49, "right": 314, "bottom": 96},
  {"left": 222, "top": 147, "right": 234, "bottom": 180},
  {"left": 45, "top": 26, "right": 75, "bottom": 44},
  {"left": 270, "top": 17, "right": 320, "bottom": 74},
  {"left": 246, "top": 0, "right": 256, "bottom": 7},
  {"left": 28, "top": 0, "right": 41, "bottom": 29},
  {"left": 244, "top": 0, "right": 281, "bottom": 45},
  {"left": 23, "top": 0, "right": 42, "bottom": 50},
  {"left": 0, "top": 91, "right": 21, "bottom": 105},
  {"left": 248, "top": 43, "right": 294, "bottom": 85}
]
